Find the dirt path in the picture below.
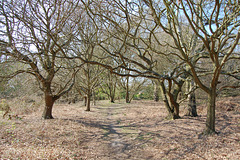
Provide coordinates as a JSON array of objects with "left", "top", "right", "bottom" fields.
[
  {"left": 71, "top": 102, "right": 148, "bottom": 159},
  {"left": 63, "top": 100, "right": 240, "bottom": 160},
  {"left": 83, "top": 102, "right": 143, "bottom": 159},
  {"left": 1, "top": 99, "right": 239, "bottom": 159},
  {"left": 102, "top": 104, "right": 132, "bottom": 159}
]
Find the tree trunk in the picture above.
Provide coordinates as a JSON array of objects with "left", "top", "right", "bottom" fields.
[
  {"left": 92, "top": 91, "right": 96, "bottom": 106},
  {"left": 185, "top": 92, "right": 198, "bottom": 117},
  {"left": 167, "top": 80, "right": 183, "bottom": 119},
  {"left": 109, "top": 86, "right": 115, "bottom": 103},
  {"left": 170, "top": 92, "right": 180, "bottom": 118},
  {"left": 126, "top": 76, "right": 130, "bottom": 103},
  {"left": 205, "top": 89, "right": 216, "bottom": 134},
  {"left": 83, "top": 95, "right": 87, "bottom": 106},
  {"left": 173, "top": 103, "right": 180, "bottom": 118},
  {"left": 159, "top": 81, "right": 175, "bottom": 119},
  {"left": 168, "top": 96, "right": 180, "bottom": 119},
  {"left": 154, "top": 81, "right": 159, "bottom": 102},
  {"left": 185, "top": 80, "right": 198, "bottom": 117},
  {"left": 42, "top": 92, "right": 55, "bottom": 119},
  {"left": 86, "top": 93, "right": 91, "bottom": 111},
  {"left": 110, "top": 95, "right": 115, "bottom": 103},
  {"left": 126, "top": 91, "right": 130, "bottom": 103}
]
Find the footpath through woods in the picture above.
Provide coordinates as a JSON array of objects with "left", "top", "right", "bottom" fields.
[
  {"left": 91, "top": 102, "right": 140, "bottom": 159},
  {"left": 60, "top": 100, "right": 239, "bottom": 159},
  {"left": 0, "top": 99, "right": 239, "bottom": 159},
  {"left": 65, "top": 101, "right": 149, "bottom": 159}
]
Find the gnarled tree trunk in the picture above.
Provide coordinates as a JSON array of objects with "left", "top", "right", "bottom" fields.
[
  {"left": 185, "top": 80, "right": 198, "bottom": 117},
  {"left": 159, "top": 81, "right": 175, "bottom": 119},
  {"left": 159, "top": 79, "right": 184, "bottom": 119},
  {"left": 42, "top": 92, "right": 55, "bottom": 119},
  {"left": 168, "top": 91, "right": 181, "bottom": 119},
  {"left": 185, "top": 92, "right": 197, "bottom": 117}
]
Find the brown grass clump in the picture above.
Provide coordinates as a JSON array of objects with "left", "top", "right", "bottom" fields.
[
  {"left": 0, "top": 99, "right": 239, "bottom": 159},
  {"left": 1, "top": 96, "right": 43, "bottom": 119},
  {"left": 216, "top": 96, "right": 240, "bottom": 112}
]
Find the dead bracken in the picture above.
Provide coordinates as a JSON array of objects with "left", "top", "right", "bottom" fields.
[{"left": 0, "top": 98, "right": 239, "bottom": 159}]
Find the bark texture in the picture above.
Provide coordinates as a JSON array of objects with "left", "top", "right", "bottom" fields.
[
  {"left": 205, "top": 90, "right": 216, "bottom": 134},
  {"left": 126, "top": 91, "right": 130, "bottom": 103},
  {"left": 185, "top": 92, "right": 197, "bottom": 117},
  {"left": 42, "top": 93, "right": 55, "bottom": 119},
  {"left": 159, "top": 81, "right": 178, "bottom": 120},
  {"left": 86, "top": 92, "right": 91, "bottom": 111},
  {"left": 185, "top": 81, "right": 198, "bottom": 117}
]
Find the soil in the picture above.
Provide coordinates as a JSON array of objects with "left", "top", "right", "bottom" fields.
[{"left": 0, "top": 98, "right": 239, "bottom": 159}]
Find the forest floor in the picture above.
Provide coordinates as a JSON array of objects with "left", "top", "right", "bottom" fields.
[{"left": 0, "top": 97, "right": 240, "bottom": 159}]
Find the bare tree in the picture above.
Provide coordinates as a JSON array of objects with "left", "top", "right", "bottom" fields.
[
  {"left": 100, "top": 70, "right": 118, "bottom": 103},
  {"left": 75, "top": 62, "right": 104, "bottom": 111},
  {"left": 118, "top": 68, "right": 147, "bottom": 103},
  {"left": 77, "top": 0, "right": 240, "bottom": 129},
  {"left": 143, "top": 0, "right": 240, "bottom": 134},
  {"left": 75, "top": 0, "right": 189, "bottom": 119},
  {"left": 0, "top": 0, "right": 82, "bottom": 119}
]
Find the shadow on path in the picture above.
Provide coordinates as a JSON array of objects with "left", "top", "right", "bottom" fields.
[{"left": 64, "top": 103, "right": 135, "bottom": 159}]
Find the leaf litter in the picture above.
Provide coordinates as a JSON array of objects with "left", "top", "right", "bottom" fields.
[{"left": 0, "top": 98, "right": 239, "bottom": 159}]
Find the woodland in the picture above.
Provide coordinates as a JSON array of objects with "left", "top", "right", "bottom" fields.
[{"left": 0, "top": 0, "right": 240, "bottom": 159}]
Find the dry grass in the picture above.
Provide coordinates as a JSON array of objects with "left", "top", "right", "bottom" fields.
[{"left": 0, "top": 98, "right": 239, "bottom": 159}]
